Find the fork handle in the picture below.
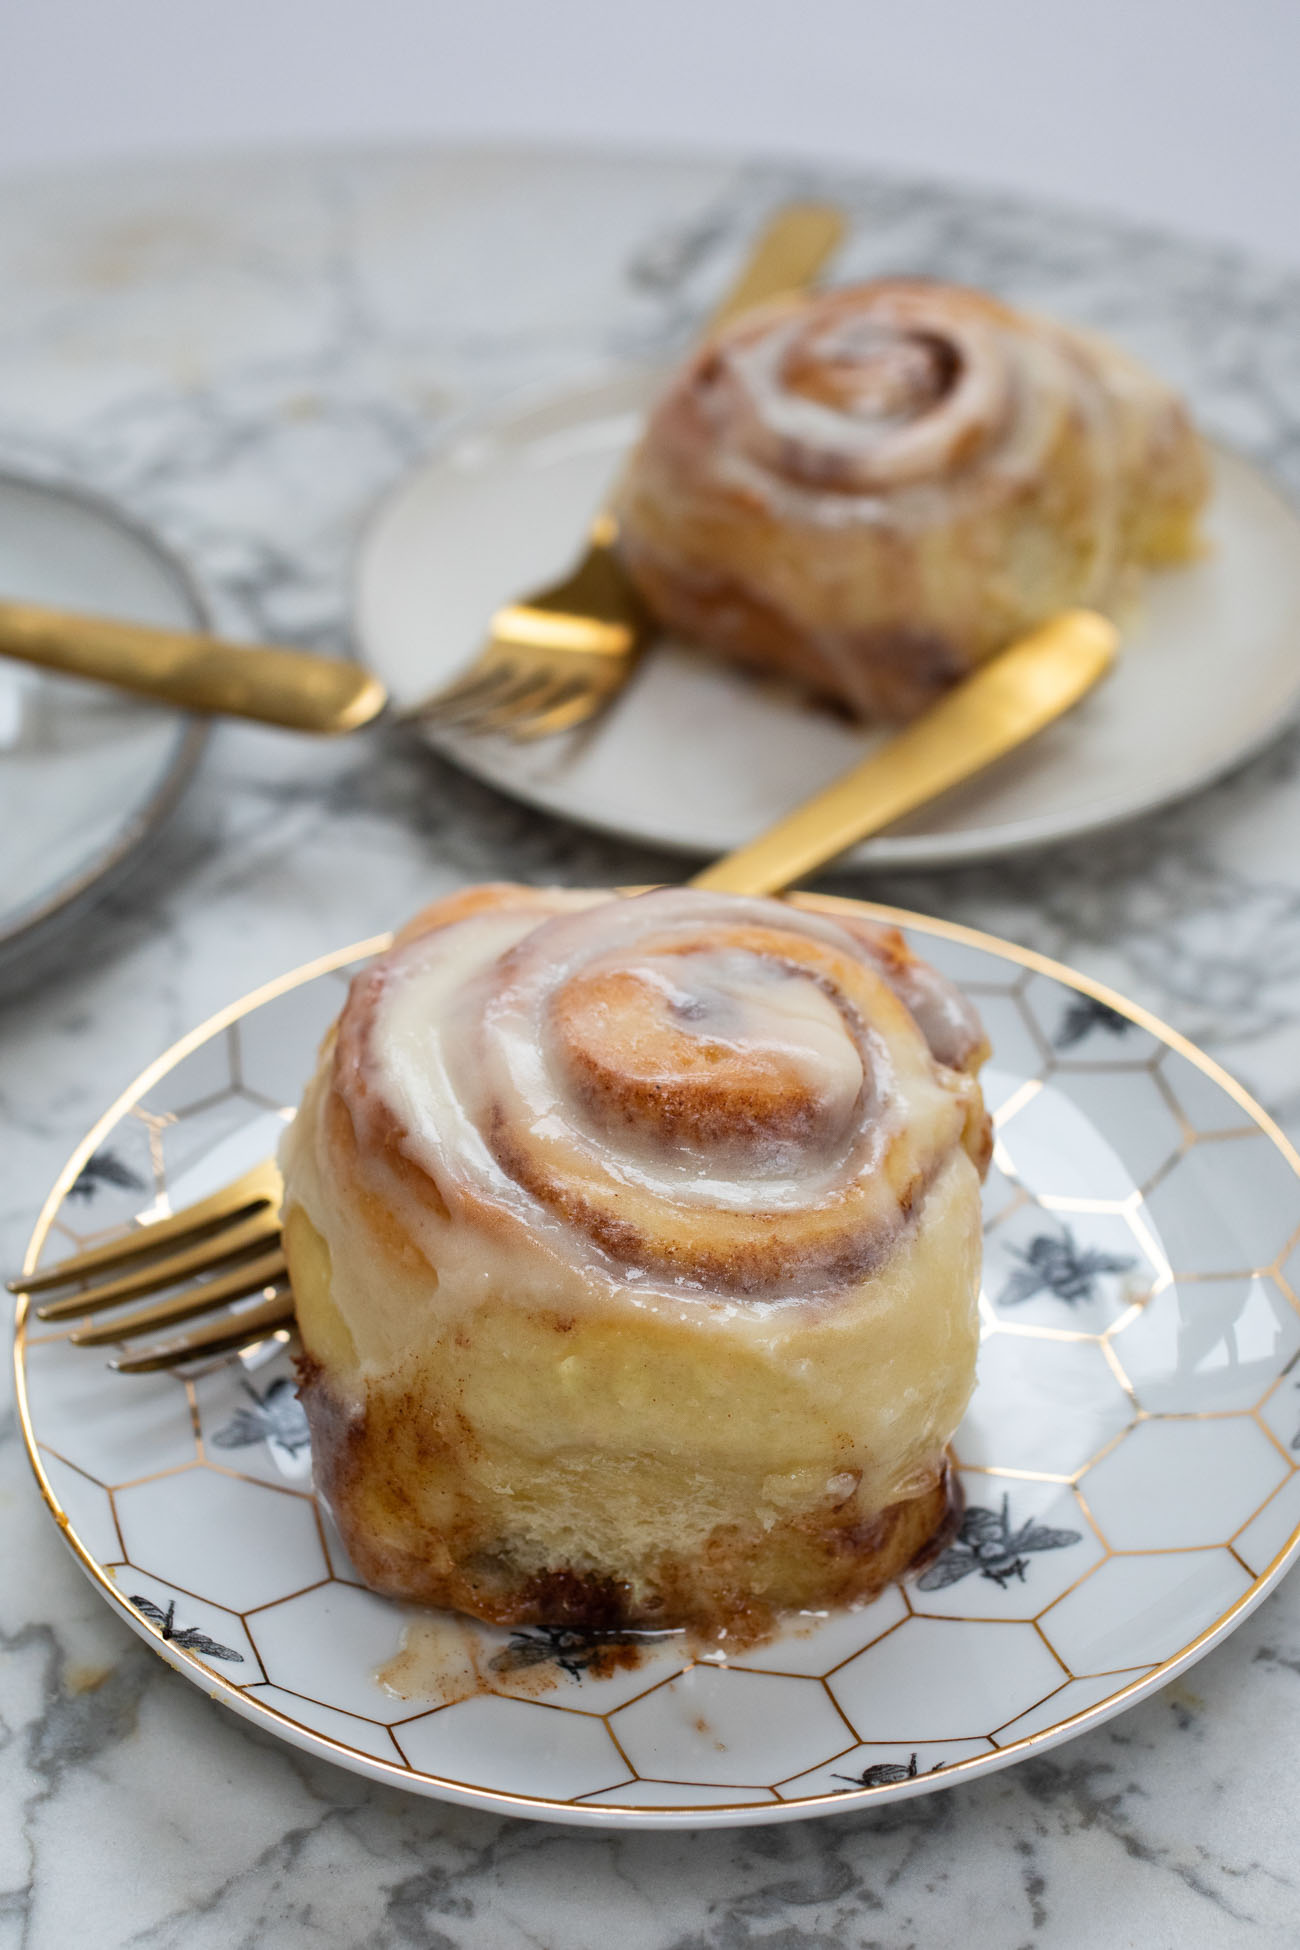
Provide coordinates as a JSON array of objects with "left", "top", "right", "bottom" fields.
[
  {"left": 703, "top": 203, "right": 848, "bottom": 336},
  {"left": 0, "top": 600, "right": 390, "bottom": 734},
  {"left": 691, "top": 612, "right": 1118, "bottom": 896}
]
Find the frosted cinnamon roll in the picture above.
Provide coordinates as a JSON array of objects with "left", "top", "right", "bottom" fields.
[
  {"left": 282, "top": 884, "right": 991, "bottom": 1641},
  {"left": 614, "top": 278, "right": 1208, "bottom": 720}
]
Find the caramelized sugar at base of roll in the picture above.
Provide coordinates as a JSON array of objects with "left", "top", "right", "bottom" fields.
[
  {"left": 282, "top": 884, "right": 992, "bottom": 1642},
  {"left": 613, "top": 278, "right": 1209, "bottom": 722}
]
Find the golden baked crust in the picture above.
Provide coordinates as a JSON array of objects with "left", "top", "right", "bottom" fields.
[
  {"left": 614, "top": 278, "right": 1209, "bottom": 720},
  {"left": 282, "top": 885, "right": 990, "bottom": 1641}
]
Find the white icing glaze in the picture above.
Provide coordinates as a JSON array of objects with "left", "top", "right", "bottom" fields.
[
  {"left": 683, "top": 285, "right": 1163, "bottom": 575},
  {"left": 374, "top": 902, "right": 883, "bottom": 1214},
  {"left": 356, "top": 889, "right": 977, "bottom": 1300},
  {"left": 723, "top": 308, "right": 1011, "bottom": 493},
  {"left": 373, "top": 903, "right": 557, "bottom": 1197},
  {"left": 576, "top": 947, "right": 868, "bottom": 1142}
]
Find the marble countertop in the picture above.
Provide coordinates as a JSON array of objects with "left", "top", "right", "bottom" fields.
[{"left": 2, "top": 144, "right": 1299, "bottom": 1948}]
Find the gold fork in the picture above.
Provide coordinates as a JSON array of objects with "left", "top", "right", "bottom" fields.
[
  {"left": 17, "top": 1159, "right": 288, "bottom": 1372},
  {"left": 7, "top": 611, "right": 1116, "bottom": 1374},
  {"left": 417, "top": 508, "right": 641, "bottom": 742},
  {"left": 417, "top": 200, "right": 846, "bottom": 742}
]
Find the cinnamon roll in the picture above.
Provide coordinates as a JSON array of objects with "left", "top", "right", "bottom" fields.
[
  {"left": 282, "top": 885, "right": 991, "bottom": 1641},
  {"left": 614, "top": 278, "right": 1208, "bottom": 720}
]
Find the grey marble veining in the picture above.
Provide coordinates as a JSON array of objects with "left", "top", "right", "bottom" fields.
[{"left": 1, "top": 144, "right": 1299, "bottom": 1948}]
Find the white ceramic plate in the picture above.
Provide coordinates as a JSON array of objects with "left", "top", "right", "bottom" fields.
[
  {"left": 0, "top": 473, "right": 208, "bottom": 977},
  {"left": 15, "top": 911, "right": 1300, "bottom": 1829},
  {"left": 356, "top": 371, "right": 1300, "bottom": 867}
]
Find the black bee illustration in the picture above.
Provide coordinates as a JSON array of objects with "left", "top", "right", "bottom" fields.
[
  {"left": 996, "top": 1226, "right": 1136, "bottom": 1308},
  {"left": 917, "top": 1496, "right": 1081, "bottom": 1591},
  {"left": 211, "top": 1376, "right": 311, "bottom": 1457},
  {"left": 69, "top": 1148, "right": 147, "bottom": 1202},
  {"left": 833, "top": 1753, "right": 946, "bottom": 1789},
  {"left": 130, "top": 1595, "right": 244, "bottom": 1662},
  {"left": 490, "top": 1625, "right": 659, "bottom": 1681},
  {"left": 1054, "top": 993, "right": 1133, "bottom": 1051}
]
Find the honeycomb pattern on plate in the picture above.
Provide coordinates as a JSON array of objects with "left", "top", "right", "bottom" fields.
[{"left": 15, "top": 923, "right": 1300, "bottom": 1817}]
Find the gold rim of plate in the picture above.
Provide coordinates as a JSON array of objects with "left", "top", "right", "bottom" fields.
[{"left": 12, "top": 900, "right": 1300, "bottom": 1824}]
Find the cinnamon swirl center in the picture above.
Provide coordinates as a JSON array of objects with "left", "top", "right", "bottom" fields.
[
  {"left": 712, "top": 285, "right": 1015, "bottom": 498},
  {"left": 782, "top": 322, "right": 961, "bottom": 425},
  {"left": 547, "top": 949, "right": 867, "bottom": 1166}
]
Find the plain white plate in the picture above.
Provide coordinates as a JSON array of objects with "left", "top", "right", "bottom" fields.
[
  {"left": 0, "top": 474, "right": 207, "bottom": 974},
  {"left": 15, "top": 911, "right": 1300, "bottom": 1829},
  {"left": 356, "top": 370, "right": 1300, "bottom": 867}
]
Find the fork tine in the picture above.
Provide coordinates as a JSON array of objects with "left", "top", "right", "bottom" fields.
[
  {"left": 10, "top": 1159, "right": 282, "bottom": 1297},
  {"left": 421, "top": 661, "right": 519, "bottom": 726},
  {"left": 108, "top": 1290, "right": 296, "bottom": 1375},
  {"left": 421, "top": 656, "right": 500, "bottom": 704},
  {"left": 453, "top": 670, "right": 555, "bottom": 735},
  {"left": 507, "top": 679, "right": 605, "bottom": 742},
  {"left": 471, "top": 672, "right": 574, "bottom": 735},
  {"left": 68, "top": 1247, "right": 289, "bottom": 1346},
  {"left": 33, "top": 1207, "right": 282, "bottom": 1320}
]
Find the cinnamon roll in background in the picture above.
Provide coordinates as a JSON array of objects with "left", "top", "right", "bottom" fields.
[
  {"left": 282, "top": 884, "right": 991, "bottom": 1642},
  {"left": 614, "top": 278, "right": 1208, "bottom": 720}
]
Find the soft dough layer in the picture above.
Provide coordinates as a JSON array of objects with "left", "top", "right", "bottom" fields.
[
  {"left": 282, "top": 886, "right": 991, "bottom": 1639},
  {"left": 614, "top": 278, "right": 1209, "bottom": 721}
]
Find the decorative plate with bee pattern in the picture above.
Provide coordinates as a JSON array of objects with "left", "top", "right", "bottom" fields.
[{"left": 14, "top": 907, "right": 1300, "bottom": 1829}]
